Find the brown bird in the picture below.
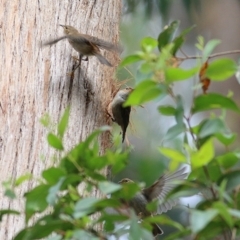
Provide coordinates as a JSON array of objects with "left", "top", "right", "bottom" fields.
[
  {"left": 119, "top": 167, "right": 188, "bottom": 236},
  {"left": 110, "top": 88, "right": 133, "bottom": 142},
  {"left": 42, "top": 25, "right": 121, "bottom": 67}
]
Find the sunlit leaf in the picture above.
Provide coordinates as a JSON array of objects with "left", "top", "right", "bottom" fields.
[
  {"left": 14, "top": 174, "right": 32, "bottom": 187},
  {"left": 158, "top": 105, "right": 176, "bottom": 116},
  {"left": 159, "top": 147, "right": 186, "bottom": 163},
  {"left": 120, "top": 54, "right": 143, "bottom": 67},
  {"left": 191, "top": 138, "right": 214, "bottom": 168},
  {"left": 141, "top": 37, "right": 158, "bottom": 52},
  {"left": 124, "top": 80, "right": 163, "bottom": 106},
  {"left": 206, "top": 58, "right": 237, "bottom": 81},
  {"left": 57, "top": 107, "right": 70, "bottom": 138},
  {"left": 47, "top": 133, "right": 64, "bottom": 150},
  {"left": 165, "top": 66, "right": 199, "bottom": 82}
]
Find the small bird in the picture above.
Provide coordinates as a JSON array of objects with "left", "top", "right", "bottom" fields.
[
  {"left": 110, "top": 88, "right": 133, "bottom": 142},
  {"left": 119, "top": 167, "right": 188, "bottom": 236},
  {"left": 42, "top": 25, "right": 121, "bottom": 67}
]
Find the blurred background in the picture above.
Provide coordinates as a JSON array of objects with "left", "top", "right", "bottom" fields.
[{"left": 113, "top": 0, "right": 240, "bottom": 238}]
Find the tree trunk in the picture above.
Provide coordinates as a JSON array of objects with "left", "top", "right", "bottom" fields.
[{"left": 0, "top": 0, "right": 121, "bottom": 238}]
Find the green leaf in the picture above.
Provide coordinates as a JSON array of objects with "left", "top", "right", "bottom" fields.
[
  {"left": 113, "top": 182, "right": 140, "bottom": 200},
  {"left": 159, "top": 147, "right": 186, "bottom": 163},
  {"left": 4, "top": 189, "right": 16, "bottom": 199},
  {"left": 47, "top": 177, "right": 65, "bottom": 205},
  {"left": 198, "top": 118, "right": 227, "bottom": 138},
  {"left": 158, "top": 105, "right": 176, "bottom": 116},
  {"left": 98, "top": 181, "right": 122, "bottom": 194},
  {"left": 40, "top": 113, "right": 51, "bottom": 127},
  {"left": 215, "top": 132, "right": 236, "bottom": 146},
  {"left": 141, "top": 37, "right": 158, "bottom": 52},
  {"left": 71, "top": 230, "right": 96, "bottom": 240},
  {"left": 216, "top": 151, "right": 240, "bottom": 169},
  {"left": 0, "top": 210, "right": 20, "bottom": 221},
  {"left": 42, "top": 167, "right": 66, "bottom": 185},
  {"left": 190, "top": 209, "right": 218, "bottom": 233},
  {"left": 158, "top": 20, "right": 180, "bottom": 51},
  {"left": 47, "top": 133, "right": 64, "bottom": 150},
  {"left": 124, "top": 80, "right": 163, "bottom": 106},
  {"left": 191, "top": 138, "right": 214, "bottom": 168},
  {"left": 202, "top": 39, "right": 221, "bottom": 62},
  {"left": 82, "top": 126, "right": 110, "bottom": 149},
  {"left": 14, "top": 173, "right": 32, "bottom": 187},
  {"left": 25, "top": 185, "right": 50, "bottom": 222},
  {"left": 218, "top": 170, "right": 240, "bottom": 192},
  {"left": 164, "top": 124, "right": 185, "bottom": 141},
  {"left": 213, "top": 202, "right": 233, "bottom": 227},
  {"left": 206, "top": 58, "right": 237, "bottom": 81},
  {"left": 14, "top": 218, "right": 72, "bottom": 240},
  {"left": 120, "top": 54, "right": 143, "bottom": 67},
  {"left": 129, "top": 211, "right": 145, "bottom": 240},
  {"left": 171, "top": 25, "right": 195, "bottom": 55},
  {"left": 74, "top": 197, "right": 100, "bottom": 218},
  {"left": 228, "top": 209, "right": 240, "bottom": 219},
  {"left": 165, "top": 66, "right": 199, "bottom": 82},
  {"left": 192, "top": 93, "right": 240, "bottom": 113},
  {"left": 57, "top": 107, "right": 70, "bottom": 138}
]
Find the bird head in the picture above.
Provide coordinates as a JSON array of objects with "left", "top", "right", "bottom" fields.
[
  {"left": 59, "top": 25, "right": 79, "bottom": 35},
  {"left": 116, "top": 88, "right": 133, "bottom": 101},
  {"left": 119, "top": 178, "right": 134, "bottom": 184}
]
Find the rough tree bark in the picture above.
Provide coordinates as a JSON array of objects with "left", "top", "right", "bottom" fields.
[{"left": 0, "top": 0, "right": 121, "bottom": 238}]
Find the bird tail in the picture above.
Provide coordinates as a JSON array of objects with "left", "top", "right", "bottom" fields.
[
  {"left": 95, "top": 54, "right": 113, "bottom": 67},
  {"left": 152, "top": 223, "right": 164, "bottom": 236},
  {"left": 122, "top": 129, "right": 126, "bottom": 143}
]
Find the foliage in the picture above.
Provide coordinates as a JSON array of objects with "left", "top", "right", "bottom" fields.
[{"left": 2, "top": 21, "right": 240, "bottom": 240}]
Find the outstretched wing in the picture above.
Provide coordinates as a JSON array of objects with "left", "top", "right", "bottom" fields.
[
  {"left": 142, "top": 167, "right": 188, "bottom": 214},
  {"left": 42, "top": 36, "right": 68, "bottom": 47},
  {"left": 81, "top": 34, "right": 122, "bottom": 53}
]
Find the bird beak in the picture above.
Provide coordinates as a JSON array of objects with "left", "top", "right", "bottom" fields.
[{"left": 59, "top": 24, "right": 64, "bottom": 28}]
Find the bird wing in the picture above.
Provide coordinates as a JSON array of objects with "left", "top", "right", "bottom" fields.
[
  {"left": 42, "top": 36, "right": 68, "bottom": 47},
  {"left": 67, "top": 34, "right": 93, "bottom": 46},
  {"left": 142, "top": 167, "right": 188, "bottom": 214},
  {"left": 82, "top": 34, "right": 122, "bottom": 53}
]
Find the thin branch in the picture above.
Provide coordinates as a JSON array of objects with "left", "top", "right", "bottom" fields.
[{"left": 177, "top": 49, "right": 240, "bottom": 61}]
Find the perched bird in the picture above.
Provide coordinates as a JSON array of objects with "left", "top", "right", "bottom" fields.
[
  {"left": 110, "top": 88, "right": 133, "bottom": 142},
  {"left": 119, "top": 167, "right": 188, "bottom": 236},
  {"left": 42, "top": 25, "right": 121, "bottom": 67}
]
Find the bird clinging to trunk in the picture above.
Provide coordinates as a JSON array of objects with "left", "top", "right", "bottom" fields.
[{"left": 110, "top": 88, "right": 133, "bottom": 142}]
